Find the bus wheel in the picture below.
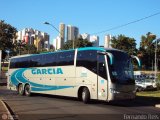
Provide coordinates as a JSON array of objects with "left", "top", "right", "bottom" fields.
[
  {"left": 24, "top": 84, "right": 31, "bottom": 96},
  {"left": 82, "top": 87, "right": 90, "bottom": 104},
  {"left": 18, "top": 84, "right": 24, "bottom": 95}
]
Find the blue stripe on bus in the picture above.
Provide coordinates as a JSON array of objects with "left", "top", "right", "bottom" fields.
[
  {"left": 31, "top": 86, "right": 74, "bottom": 91},
  {"left": 10, "top": 68, "right": 74, "bottom": 91},
  {"left": 77, "top": 47, "right": 105, "bottom": 51}
]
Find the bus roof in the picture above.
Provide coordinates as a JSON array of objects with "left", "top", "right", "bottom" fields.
[{"left": 10, "top": 47, "right": 126, "bottom": 59}]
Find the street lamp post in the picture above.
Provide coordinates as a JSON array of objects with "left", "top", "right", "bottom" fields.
[
  {"left": 44, "top": 22, "right": 62, "bottom": 50},
  {"left": 44, "top": 22, "right": 60, "bottom": 35}
]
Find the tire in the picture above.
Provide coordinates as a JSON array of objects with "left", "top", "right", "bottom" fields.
[
  {"left": 82, "top": 87, "right": 90, "bottom": 104},
  {"left": 18, "top": 84, "right": 24, "bottom": 95},
  {"left": 24, "top": 84, "right": 31, "bottom": 96}
]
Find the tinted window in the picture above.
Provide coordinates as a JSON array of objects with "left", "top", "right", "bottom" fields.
[
  {"left": 30, "top": 55, "right": 42, "bottom": 67},
  {"left": 41, "top": 53, "right": 57, "bottom": 66},
  {"left": 10, "top": 50, "right": 75, "bottom": 68},
  {"left": 77, "top": 50, "right": 97, "bottom": 74},
  {"left": 18, "top": 57, "right": 30, "bottom": 68},
  {"left": 56, "top": 51, "right": 75, "bottom": 66},
  {"left": 10, "top": 59, "right": 15, "bottom": 68}
]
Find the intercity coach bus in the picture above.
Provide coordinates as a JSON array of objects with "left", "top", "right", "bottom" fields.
[{"left": 7, "top": 47, "right": 140, "bottom": 103}]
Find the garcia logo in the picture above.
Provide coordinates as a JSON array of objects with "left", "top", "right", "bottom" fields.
[{"left": 31, "top": 68, "right": 63, "bottom": 74}]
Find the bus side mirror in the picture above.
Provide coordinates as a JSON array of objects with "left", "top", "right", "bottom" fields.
[
  {"left": 97, "top": 51, "right": 114, "bottom": 65},
  {"left": 131, "top": 55, "right": 141, "bottom": 69}
]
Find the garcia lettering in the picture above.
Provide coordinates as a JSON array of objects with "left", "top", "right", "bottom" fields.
[{"left": 31, "top": 68, "right": 63, "bottom": 74}]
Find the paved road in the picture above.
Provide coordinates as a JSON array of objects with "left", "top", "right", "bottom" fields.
[{"left": 0, "top": 86, "right": 160, "bottom": 120}]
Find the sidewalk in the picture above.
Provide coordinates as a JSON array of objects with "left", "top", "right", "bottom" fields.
[
  {"left": 0, "top": 98, "right": 14, "bottom": 120},
  {"left": 0, "top": 99, "right": 8, "bottom": 113},
  {"left": 0, "top": 99, "right": 10, "bottom": 120}
]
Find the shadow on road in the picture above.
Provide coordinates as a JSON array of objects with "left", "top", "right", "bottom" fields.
[
  {"left": 31, "top": 93, "right": 160, "bottom": 107},
  {"left": 89, "top": 96, "right": 160, "bottom": 107}
]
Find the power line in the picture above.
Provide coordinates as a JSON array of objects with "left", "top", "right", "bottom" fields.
[{"left": 91, "top": 12, "right": 160, "bottom": 35}]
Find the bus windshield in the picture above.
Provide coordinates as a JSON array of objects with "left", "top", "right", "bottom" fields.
[{"left": 107, "top": 50, "right": 134, "bottom": 85}]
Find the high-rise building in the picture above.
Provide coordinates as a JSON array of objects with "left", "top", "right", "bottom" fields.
[
  {"left": 53, "top": 36, "right": 61, "bottom": 50},
  {"left": 90, "top": 35, "right": 99, "bottom": 47},
  {"left": 59, "top": 23, "right": 65, "bottom": 48},
  {"left": 104, "top": 34, "right": 111, "bottom": 48},
  {"left": 67, "top": 25, "right": 79, "bottom": 41},
  {"left": 16, "top": 28, "right": 50, "bottom": 51}
]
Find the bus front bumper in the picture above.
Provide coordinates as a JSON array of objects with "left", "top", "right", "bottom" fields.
[{"left": 109, "top": 89, "right": 136, "bottom": 101}]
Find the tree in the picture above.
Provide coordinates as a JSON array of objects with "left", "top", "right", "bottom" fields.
[
  {"left": 0, "top": 20, "right": 17, "bottom": 50},
  {"left": 138, "top": 32, "right": 156, "bottom": 70},
  {"left": 111, "top": 34, "right": 137, "bottom": 55},
  {"left": 0, "top": 20, "right": 17, "bottom": 59},
  {"left": 62, "top": 38, "right": 93, "bottom": 50},
  {"left": 22, "top": 44, "right": 37, "bottom": 54}
]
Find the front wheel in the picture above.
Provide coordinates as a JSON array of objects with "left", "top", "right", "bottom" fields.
[
  {"left": 82, "top": 87, "right": 90, "bottom": 104},
  {"left": 24, "top": 84, "right": 31, "bottom": 96}
]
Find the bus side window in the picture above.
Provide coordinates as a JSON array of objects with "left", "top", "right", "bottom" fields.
[
  {"left": 30, "top": 55, "right": 41, "bottom": 67},
  {"left": 57, "top": 51, "right": 75, "bottom": 66},
  {"left": 41, "top": 53, "right": 57, "bottom": 66},
  {"left": 10, "top": 59, "right": 15, "bottom": 68},
  {"left": 77, "top": 50, "right": 97, "bottom": 74}
]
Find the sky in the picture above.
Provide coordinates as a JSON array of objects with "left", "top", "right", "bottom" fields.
[{"left": 0, "top": 0, "right": 160, "bottom": 48}]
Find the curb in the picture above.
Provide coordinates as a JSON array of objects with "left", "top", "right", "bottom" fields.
[
  {"left": 0, "top": 99, "right": 14, "bottom": 120},
  {"left": 155, "top": 104, "right": 160, "bottom": 108}
]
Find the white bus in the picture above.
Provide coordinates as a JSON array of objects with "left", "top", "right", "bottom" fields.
[{"left": 7, "top": 47, "right": 140, "bottom": 103}]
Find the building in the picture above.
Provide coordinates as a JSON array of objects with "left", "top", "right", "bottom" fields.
[
  {"left": 59, "top": 23, "right": 65, "bottom": 48},
  {"left": 90, "top": 35, "right": 99, "bottom": 47},
  {"left": 16, "top": 28, "right": 50, "bottom": 51},
  {"left": 53, "top": 36, "right": 61, "bottom": 50},
  {"left": 104, "top": 34, "right": 112, "bottom": 48},
  {"left": 67, "top": 25, "right": 79, "bottom": 41}
]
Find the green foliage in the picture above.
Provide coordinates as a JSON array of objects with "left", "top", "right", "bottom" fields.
[
  {"left": 12, "top": 40, "right": 38, "bottom": 55},
  {"left": 21, "top": 44, "right": 38, "bottom": 55},
  {"left": 0, "top": 20, "right": 17, "bottom": 52},
  {"left": 138, "top": 32, "right": 157, "bottom": 70},
  {"left": 62, "top": 38, "right": 93, "bottom": 50},
  {"left": 111, "top": 34, "right": 137, "bottom": 55}
]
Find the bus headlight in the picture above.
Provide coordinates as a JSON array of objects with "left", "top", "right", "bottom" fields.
[{"left": 110, "top": 88, "right": 120, "bottom": 94}]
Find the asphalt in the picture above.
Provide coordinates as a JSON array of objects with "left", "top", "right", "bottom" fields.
[{"left": 0, "top": 78, "right": 159, "bottom": 120}]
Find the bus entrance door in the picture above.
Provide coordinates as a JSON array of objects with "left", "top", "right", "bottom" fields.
[{"left": 97, "top": 55, "right": 108, "bottom": 101}]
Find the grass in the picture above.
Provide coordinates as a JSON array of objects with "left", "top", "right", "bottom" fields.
[{"left": 136, "top": 90, "right": 160, "bottom": 97}]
